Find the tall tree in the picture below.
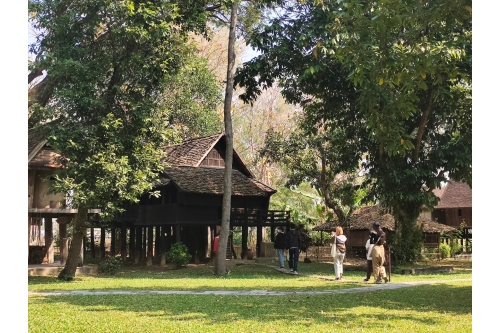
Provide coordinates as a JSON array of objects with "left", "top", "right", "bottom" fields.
[
  {"left": 235, "top": 0, "right": 472, "bottom": 262},
  {"left": 216, "top": 0, "right": 238, "bottom": 276},
  {"left": 28, "top": 0, "right": 213, "bottom": 279}
]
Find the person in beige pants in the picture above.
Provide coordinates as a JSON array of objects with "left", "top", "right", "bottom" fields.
[{"left": 371, "top": 222, "right": 389, "bottom": 284}]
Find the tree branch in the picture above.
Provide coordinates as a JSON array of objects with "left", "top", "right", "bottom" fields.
[{"left": 412, "top": 88, "right": 434, "bottom": 162}]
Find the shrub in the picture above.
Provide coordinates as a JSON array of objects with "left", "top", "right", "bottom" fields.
[
  {"left": 450, "top": 241, "right": 463, "bottom": 256},
  {"left": 389, "top": 224, "right": 423, "bottom": 265},
  {"left": 166, "top": 242, "right": 191, "bottom": 268},
  {"left": 97, "top": 256, "right": 123, "bottom": 275},
  {"left": 439, "top": 243, "right": 451, "bottom": 259}
]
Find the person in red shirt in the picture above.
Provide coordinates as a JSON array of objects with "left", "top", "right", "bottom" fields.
[{"left": 213, "top": 234, "right": 220, "bottom": 257}]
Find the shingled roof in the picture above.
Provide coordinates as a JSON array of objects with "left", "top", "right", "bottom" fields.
[
  {"left": 312, "top": 205, "right": 456, "bottom": 233},
  {"left": 163, "top": 133, "right": 223, "bottom": 167},
  {"left": 28, "top": 128, "right": 62, "bottom": 168},
  {"left": 162, "top": 167, "right": 275, "bottom": 196},
  {"left": 434, "top": 180, "right": 472, "bottom": 209}
]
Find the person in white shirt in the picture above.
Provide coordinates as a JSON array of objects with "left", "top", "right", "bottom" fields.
[
  {"left": 331, "top": 226, "right": 347, "bottom": 280},
  {"left": 363, "top": 231, "right": 376, "bottom": 282}
]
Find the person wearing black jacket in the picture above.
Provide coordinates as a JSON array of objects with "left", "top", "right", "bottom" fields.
[
  {"left": 285, "top": 223, "right": 302, "bottom": 275},
  {"left": 274, "top": 227, "right": 287, "bottom": 269}
]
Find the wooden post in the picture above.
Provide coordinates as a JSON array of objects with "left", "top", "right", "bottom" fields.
[
  {"left": 147, "top": 226, "right": 153, "bottom": 266},
  {"left": 121, "top": 223, "right": 127, "bottom": 260},
  {"left": 257, "top": 225, "right": 262, "bottom": 258},
  {"left": 175, "top": 225, "right": 181, "bottom": 243},
  {"left": 160, "top": 226, "right": 166, "bottom": 266},
  {"left": 135, "top": 226, "right": 142, "bottom": 264},
  {"left": 155, "top": 225, "right": 161, "bottom": 264},
  {"left": 142, "top": 227, "right": 147, "bottom": 261},
  {"left": 110, "top": 226, "right": 116, "bottom": 257},
  {"left": 44, "top": 218, "right": 54, "bottom": 264},
  {"left": 90, "top": 227, "right": 95, "bottom": 259},
  {"left": 100, "top": 227, "right": 106, "bottom": 259},
  {"left": 129, "top": 226, "right": 135, "bottom": 263},
  {"left": 59, "top": 220, "right": 68, "bottom": 265},
  {"left": 166, "top": 226, "right": 172, "bottom": 252},
  {"left": 388, "top": 247, "right": 392, "bottom": 282}
]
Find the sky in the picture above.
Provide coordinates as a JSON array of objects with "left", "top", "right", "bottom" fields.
[{"left": 7, "top": 2, "right": 496, "bottom": 330}]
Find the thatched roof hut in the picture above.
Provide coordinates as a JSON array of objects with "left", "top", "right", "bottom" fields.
[
  {"left": 313, "top": 205, "right": 456, "bottom": 233},
  {"left": 312, "top": 205, "right": 457, "bottom": 253}
]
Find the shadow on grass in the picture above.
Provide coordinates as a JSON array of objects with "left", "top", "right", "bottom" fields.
[{"left": 29, "top": 282, "right": 471, "bottom": 329}]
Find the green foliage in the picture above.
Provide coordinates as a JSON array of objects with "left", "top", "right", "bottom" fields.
[
  {"left": 450, "top": 242, "right": 463, "bottom": 256},
  {"left": 439, "top": 243, "right": 451, "bottom": 259},
  {"left": 235, "top": 0, "right": 471, "bottom": 264},
  {"left": 466, "top": 239, "right": 472, "bottom": 253},
  {"left": 388, "top": 224, "right": 424, "bottom": 265},
  {"left": 166, "top": 242, "right": 192, "bottom": 268},
  {"left": 269, "top": 183, "right": 321, "bottom": 227},
  {"left": 97, "top": 257, "right": 124, "bottom": 275},
  {"left": 28, "top": 0, "right": 214, "bottom": 221},
  {"left": 163, "top": 56, "right": 223, "bottom": 140}
]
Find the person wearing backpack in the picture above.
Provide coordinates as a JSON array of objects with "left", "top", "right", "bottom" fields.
[{"left": 331, "top": 226, "right": 347, "bottom": 280}]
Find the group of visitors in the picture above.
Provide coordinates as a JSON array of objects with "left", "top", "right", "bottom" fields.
[
  {"left": 273, "top": 223, "right": 302, "bottom": 275},
  {"left": 273, "top": 221, "right": 389, "bottom": 283}
]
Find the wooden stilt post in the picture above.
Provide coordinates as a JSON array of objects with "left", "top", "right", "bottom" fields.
[
  {"left": 110, "top": 226, "right": 116, "bottom": 257},
  {"left": 121, "top": 223, "right": 127, "bottom": 260},
  {"left": 155, "top": 225, "right": 161, "bottom": 264},
  {"left": 135, "top": 226, "right": 142, "bottom": 264},
  {"left": 44, "top": 218, "right": 54, "bottom": 264},
  {"left": 100, "top": 227, "right": 106, "bottom": 259},
  {"left": 59, "top": 220, "right": 68, "bottom": 265},
  {"left": 129, "top": 226, "right": 135, "bottom": 263},
  {"left": 90, "top": 227, "right": 95, "bottom": 259},
  {"left": 147, "top": 226, "right": 153, "bottom": 266},
  {"left": 160, "top": 226, "right": 166, "bottom": 266}
]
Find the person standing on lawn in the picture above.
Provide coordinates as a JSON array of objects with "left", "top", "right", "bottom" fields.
[
  {"left": 363, "top": 230, "right": 377, "bottom": 282},
  {"left": 371, "top": 221, "right": 389, "bottom": 284},
  {"left": 331, "top": 226, "right": 347, "bottom": 280},
  {"left": 285, "top": 223, "right": 302, "bottom": 275},
  {"left": 274, "top": 226, "right": 287, "bottom": 269}
]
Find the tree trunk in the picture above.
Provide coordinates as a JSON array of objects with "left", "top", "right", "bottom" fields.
[
  {"left": 215, "top": 0, "right": 238, "bottom": 275},
  {"left": 57, "top": 206, "right": 87, "bottom": 280}
]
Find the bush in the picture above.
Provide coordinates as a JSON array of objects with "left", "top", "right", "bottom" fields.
[
  {"left": 450, "top": 241, "right": 463, "bottom": 256},
  {"left": 166, "top": 242, "right": 191, "bottom": 268},
  {"left": 439, "top": 243, "right": 451, "bottom": 259},
  {"left": 97, "top": 257, "right": 123, "bottom": 275},
  {"left": 389, "top": 224, "right": 423, "bottom": 265}
]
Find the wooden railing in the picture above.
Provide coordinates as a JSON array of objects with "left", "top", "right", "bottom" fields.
[{"left": 230, "top": 209, "right": 290, "bottom": 227}]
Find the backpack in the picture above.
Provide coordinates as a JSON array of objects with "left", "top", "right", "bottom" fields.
[{"left": 335, "top": 235, "right": 346, "bottom": 253}]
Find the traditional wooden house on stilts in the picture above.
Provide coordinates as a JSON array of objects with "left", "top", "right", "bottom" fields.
[
  {"left": 108, "top": 133, "right": 290, "bottom": 265},
  {"left": 29, "top": 132, "right": 290, "bottom": 266},
  {"left": 28, "top": 129, "right": 100, "bottom": 265}
]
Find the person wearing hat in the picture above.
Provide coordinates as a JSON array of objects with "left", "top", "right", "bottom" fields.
[
  {"left": 371, "top": 221, "right": 389, "bottom": 283},
  {"left": 274, "top": 226, "right": 287, "bottom": 269}
]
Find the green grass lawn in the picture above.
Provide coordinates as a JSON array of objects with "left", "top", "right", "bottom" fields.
[{"left": 28, "top": 259, "right": 472, "bottom": 333}]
